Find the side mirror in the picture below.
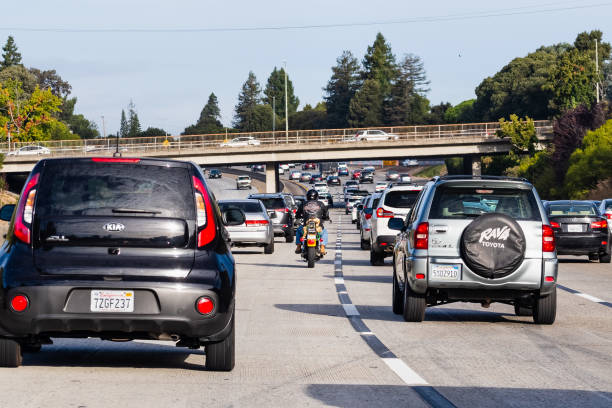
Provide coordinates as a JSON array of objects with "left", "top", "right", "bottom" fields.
[
  {"left": 222, "top": 208, "right": 246, "bottom": 226},
  {"left": 0, "top": 204, "right": 15, "bottom": 222},
  {"left": 388, "top": 217, "right": 404, "bottom": 231}
]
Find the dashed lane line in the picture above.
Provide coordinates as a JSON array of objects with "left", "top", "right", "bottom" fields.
[
  {"left": 557, "top": 284, "right": 612, "bottom": 308},
  {"left": 333, "top": 215, "right": 456, "bottom": 408}
]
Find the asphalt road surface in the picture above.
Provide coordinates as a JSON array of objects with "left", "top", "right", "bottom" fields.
[{"left": 1, "top": 171, "right": 611, "bottom": 408}]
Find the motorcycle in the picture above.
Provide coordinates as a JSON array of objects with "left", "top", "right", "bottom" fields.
[{"left": 302, "top": 217, "right": 322, "bottom": 268}]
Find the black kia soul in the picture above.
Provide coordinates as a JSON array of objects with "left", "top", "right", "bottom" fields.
[{"left": 0, "top": 158, "right": 245, "bottom": 370}]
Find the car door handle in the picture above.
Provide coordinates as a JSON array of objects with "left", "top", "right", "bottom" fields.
[{"left": 432, "top": 225, "right": 448, "bottom": 233}]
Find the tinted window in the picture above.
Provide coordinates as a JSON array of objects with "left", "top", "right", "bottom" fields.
[
  {"left": 36, "top": 162, "right": 195, "bottom": 219},
  {"left": 429, "top": 185, "right": 540, "bottom": 220},
  {"left": 548, "top": 204, "right": 597, "bottom": 216},
  {"left": 384, "top": 191, "right": 420, "bottom": 208},
  {"left": 257, "top": 198, "right": 286, "bottom": 209},
  {"left": 218, "top": 201, "right": 263, "bottom": 213}
]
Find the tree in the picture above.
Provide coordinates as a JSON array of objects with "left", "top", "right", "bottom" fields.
[
  {"left": 444, "top": 99, "right": 476, "bottom": 123},
  {"left": 348, "top": 79, "right": 383, "bottom": 127},
  {"left": 0, "top": 65, "right": 38, "bottom": 95},
  {"left": 604, "top": 60, "right": 612, "bottom": 103},
  {"left": 290, "top": 103, "right": 327, "bottom": 130},
  {"left": 1, "top": 36, "right": 22, "bottom": 69},
  {"left": 362, "top": 32, "right": 397, "bottom": 96},
  {"left": 234, "top": 71, "right": 262, "bottom": 131},
  {"left": 248, "top": 104, "right": 277, "bottom": 132},
  {"left": 68, "top": 114, "right": 99, "bottom": 139},
  {"left": 383, "top": 54, "right": 430, "bottom": 125},
  {"left": 127, "top": 100, "right": 141, "bottom": 138},
  {"left": 496, "top": 114, "right": 538, "bottom": 162},
  {"left": 119, "top": 110, "right": 128, "bottom": 138},
  {"left": 139, "top": 127, "right": 168, "bottom": 137},
  {"left": 263, "top": 67, "right": 299, "bottom": 121},
  {"left": 0, "top": 80, "right": 63, "bottom": 142},
  {"left": 184, "top": 93, "right": 223, "bottom": 134},
  {"left": 28, "top": 68, "right": 72, "bottom": 99},
  {"left": 324, "top": 50, "right": 361, "bottom": 128},
  {"left": 428, "top": 102, "right": 452, "bottom": 124}
]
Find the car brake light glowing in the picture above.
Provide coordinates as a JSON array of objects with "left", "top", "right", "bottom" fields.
[
  {"left": 195, "top": 297, "right": 214, "bottom": 315},
  {"left": 542, "top": 225, "right": 555, "bottom": 252},
  {"left": 606, "top": 213, "right": 612, "bottom": 220},
  {"left": 591, "top": 220, "right": 607, "bottom": 229},
  {"left": 365, "top": 213, "right": 372, "bottom": 220},
  {"left": 91, "top": 158, "right": 140, "bottom": 163},
  {"left": 414, "top": 222, "right": 428, "bottom": 250},
  {"left": 380, "top": 242, "right": 388, "bottom": 246},
  {"left": 192, "top": 176, "right": 216, "bottom": 248},
  {"left": 245, "top": 220, "right": 269, "bottom": 226},
  {"left": 550, "top": 221, "right": 560, "bottom": 229},
  {"left": 415, "top": 273, "right": 425, "bottom": 280},
  {"left": 14, "top": 172, "right": 40, "bottom": 245},
  {"left": 602, "top": 241, "right": 608, "bottom": 246},
  {"left": 545, "top": 276, "right": 555, "bottom": 282},
  {"left": 376, "top": 207, "right": 394, "bottom": 218},
  {"left": 10, "top": 294, "right": 29, "bottom": 312}
]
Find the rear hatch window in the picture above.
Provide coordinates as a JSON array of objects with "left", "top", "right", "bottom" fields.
[
  {"left": 429, "top": 185, "right": 541, "bottom": 220},
  {"left": 219, "top": 201, "right": 262, "bottom": 213},
  {"left": 548, "top": 204, "right": 597, "bottom": 216},
  {"left": 257, "top": 198, "right": 286, "bottom": 209},
  {"left": 384, "top": 190, "right": 420, "bottom": 208}
]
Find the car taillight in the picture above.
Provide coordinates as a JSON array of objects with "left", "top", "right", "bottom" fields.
[
  {"left": 605, "top": 212, "right": 612, "bottom": 220},
  {"left": 591, "top": 220, "right": 607, "bottom": 229},
  {"left": 245, "top": 220, "right": 269, "bottom": 226},
  {"left": 542, "top": 225, "right": 555, "bottom": 252},
  {"left": 10, "top": 294, "right": 29, "bottom": 312},
  {"left": 376, "top": 208, "right": 394, "bottom": 218},
  {"left": 192, "top": 176, "right": 216, "bottom": 248},
  {"left": 365, "top": 213, "right": 372, "bottom": 220},
  {"left": 414, "top": 222, "right": 428, "bottom": 250},
  {"left": 14, "top": 172, "right": 40, "bottom": 245},
  {"left": 550, "top": 221, "right": 560, "bottom": 229},
  {"left": 195, "top": 297, "right": 214, "bottom": 315}
]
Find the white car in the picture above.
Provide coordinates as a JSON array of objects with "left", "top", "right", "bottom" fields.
[
  {"left": 7, "top": 145, "right": 51, "bottom": 156},
  {"left": 314, "top": 182, "right": 329, "bottom": 194},
  {"left": 375, "top": 182, "right": 388, "bottom": 192},
  {"left": 220, "top": 136, "right": 261, "bottom": 147},
  {"left": 352, "top": 130, "right": 399, "bottom": 142},
  {"left": 289, "top": 170, "right": 302, "bottom": 181},
  {"left": 280, "top": 164, "right": 290, "bottom": 171}
]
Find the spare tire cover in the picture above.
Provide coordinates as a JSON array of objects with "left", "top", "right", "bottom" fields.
[{"left": 460, "top": 213, "right": 526, "bottom": 279}]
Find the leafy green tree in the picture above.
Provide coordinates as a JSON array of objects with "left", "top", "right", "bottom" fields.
[
  {"left": 0, "top": 65, "right": 38, "bottom": 95},
  {"left": 139, "top": 127, "right": 168, "bottom": 137},
  {"left": 184, "top": 93, "right": 223, "bottom": 134},
  {"left": 263, "top": 67, "right": 299, "bottom": 121},
  {"left": 604, "top": 60, "right": 612, "bottom": 103},
  {"left": 444, "top": 99, "right": 476, "bottom": 123},
  {"left": 59, "top": 97, "right": 77, "bottom": 122},
  {"left": 545, "top": 49, "right": 598, "bottom": 114},
  {"left": 290, "top": 103, "right": 327, "bottom": 129},
  {"left": 1, "top": 36, "right": 22, "bottom": 69},
  {"left": 68, "top": 114, "right": 99, "bottom": 139},
  {"left": 234, "top": 71, "right": 262, "bottom": 131},
  {"left": 324, "top": 50, "right": 361, "bottom": 128},
  {"left": 127, "top": 100, "right": 141, "bottom": 138},
  {"left": 496, "top": 114, "right": 538, "bottom": 161},
  {"left": 427, "top": 102, "right": 452, "bottom": 124},
  {"left": 384, "top": 54, "right": 430, "bottom": 125},
  {"left": 43, "top": 120, "right": 80, "bottom": 140},
  {"left": 348, "top": 79, "right": 383, "bottom": 127},
  {"left": 119, "top": 109, "right": 128, "bottom": 138},
  {"left": 362, "top": 32, "right": 397, "bottom": 96},
  {"left": 248, "top": 104, "right": 277, "bottom": 132}
]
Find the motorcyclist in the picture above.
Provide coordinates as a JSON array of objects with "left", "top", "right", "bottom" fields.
[{"left": 295, "top": 189, "right": 329, "bottom": 255}]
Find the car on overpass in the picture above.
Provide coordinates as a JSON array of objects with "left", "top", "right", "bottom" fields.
[
  {"left": 7, "top": 145, "right": 51, "bottom": 156},
  {"left": 220, "top": 136, "right": 261, "bottom": 147},
  {"left": 350, "top": 130, "right": 399, "bottom": 142}
]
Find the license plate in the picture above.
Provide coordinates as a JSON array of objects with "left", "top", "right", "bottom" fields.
[
  {"left": 430, "top": 264, "right": 461, "bottom": 280},
  {"left": 90, "top": 290, "right": 134, "bottom": 312},
  {"left": 567, "top": 224, "right": 582, "bottom": 232}
]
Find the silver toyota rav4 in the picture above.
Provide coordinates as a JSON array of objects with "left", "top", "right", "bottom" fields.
[{"left": 389, "top": 176, "right": 558, "bottom": 324}]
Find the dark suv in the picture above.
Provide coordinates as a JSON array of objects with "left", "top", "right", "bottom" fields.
[
  {"left": 247, "top": 193, "right": 294, "bottom": 242},
  {"left": 0, "top": 157, "right": 244, "bottom": 370}
]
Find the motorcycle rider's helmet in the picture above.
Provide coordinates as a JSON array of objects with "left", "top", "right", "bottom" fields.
[{"left": 306, "top": 189, "right": 319, "bottom": 201}]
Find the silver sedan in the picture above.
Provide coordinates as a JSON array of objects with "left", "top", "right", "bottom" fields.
[{"left": 218, "top": 199, "right": 275, "bottom": 254}]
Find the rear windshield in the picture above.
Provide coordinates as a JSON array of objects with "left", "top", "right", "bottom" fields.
[
  {"left": 604, "top": 200, "right": 612, "bottom": 210},
  {"left": 384, "top": 191, "right": 419, "bottom": 208},
  {"left": 429, "top": 186, "right": 541, "bottom": 220},
  {"left": 257, "top": 198, "right": 286, "bottom": 209},
  {"left": 238, "top": 176, "right": 250, "bottom": 180},
  {"left": 36, "top": 162, "right": 195, "bottom": 218},
  {"left": 548, "top": 204, "right": 597, "bottom": 216},
  {"left": 218, "top": 201, "right": 262, "bottom": 213}
]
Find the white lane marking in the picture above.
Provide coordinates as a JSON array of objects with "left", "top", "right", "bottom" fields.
[
  {"left": 576, "top": 293, "right": 605, "bottom": 303},
  {"left": 358, "top": 331, "right": 374, "bottom": 335},
  {"left": 334, "top": 260, "right": 342, "bottom": 265},
  {"left": 342, "top": 303, "right": 360, "bottom": 316},
  {"left": 382, "top": 358, "right": 428, "bottom": 385},
  {"left": 334, "top": 277, "right": 345, "bottom": 284}
]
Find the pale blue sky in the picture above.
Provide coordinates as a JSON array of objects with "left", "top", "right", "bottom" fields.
[{"left": 2, "top": 0, "right": 610, "bottom": 135}]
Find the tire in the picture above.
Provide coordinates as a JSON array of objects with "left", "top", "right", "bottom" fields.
[
  {"left": 403, "top": 283, "right": 426, "bottom": 322},
  {"left": 392, "top": 266, "right": 404, "bottom": 315},
  {"left": 370, "top": 248, "right": 385, "bottom": 266},
  {"left": 264, "top": 239, "right": 274, "bottom": 254},
  {"left": 533, "top": 287, "right": 556, "bottom": 325},
  {"left": 360, "top": 231, "right": 370, "bottom": 250},
  {"left": 0, "top": 338, "right": 22, "bottom": 367},
  {"left": 306, "top": 246, "right": 316, "bottom": 268},
  {"left": 205, "top": 316, "right": 235, "bottom": 371},
  {"left": 284, "top": 232, "right": 293, "bottom": 243},
  {"left": 600, "top": 252, "right": 611, "bottom": 263},
  {"left": 514, "top": 304, "right": 532, "bottom": 317},
  {"left": 589, "top": 253, "right": 599, "bottom": 261}
]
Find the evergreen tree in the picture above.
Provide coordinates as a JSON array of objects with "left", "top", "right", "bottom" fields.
[
  {"left": 263, "top": 67, "right": 299, "bottom": 121},
  {"left": 127, "top": 100, "right": 141, "bottom": 137},
  {"left": 184, "top": 93, "right": 224, "bottom": 134},
  {"left": 348, "top": 79, "right": 383, "bottom": 127},
  {"left": 119, "top": 109, "right": 128, "bottom": 138},
  {"left": 362, "top": 32, "right": 397, "bottom": 96},
  {"left": 234, "top": 71, "right": 262, "bottom": 131},
  {"left": 384, "top": 54, "right": 430, "bottom": 125},
  {"left": 324, "top": 50, "right": 361, "bottom": 128},
  {"left": 1, "top": 36, "right": 22, "bottom": 69}
]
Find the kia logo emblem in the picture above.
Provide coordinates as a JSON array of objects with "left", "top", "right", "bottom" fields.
[{"left": 103, "top": 223, "right": 125, "bottom": 232}]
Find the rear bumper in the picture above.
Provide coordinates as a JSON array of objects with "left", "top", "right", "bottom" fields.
[
  {"left": 374, "top": 235, "right": 396, "bottom": 253},
  {"left": 227, "top": 228, "right": 272, "bottom": 244},
  {"left": 556, "top": 234, "right": 608, "bottom": 254},
  {"left": 0, "top": 282, "right": 233, "bottom": 343}
]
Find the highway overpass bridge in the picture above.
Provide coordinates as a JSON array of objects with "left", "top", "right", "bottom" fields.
[{"left": 1, "top": 121, "right": 553, "bottom": 192}]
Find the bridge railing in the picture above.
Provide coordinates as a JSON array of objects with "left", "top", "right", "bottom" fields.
[{"left": 0, "top": 121, "right": 553, "bottom": 157}]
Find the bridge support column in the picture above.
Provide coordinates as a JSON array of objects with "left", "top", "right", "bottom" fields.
[
  {"left": 265, "top": 162, "right": 278, "bottom": 193},
  {"left": 462, "top": 155, "right": 482, "bottom": 176}
]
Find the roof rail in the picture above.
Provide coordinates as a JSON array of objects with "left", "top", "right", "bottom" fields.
[{"left": 438, "top": 175, "right": 529, "bottom": 182}]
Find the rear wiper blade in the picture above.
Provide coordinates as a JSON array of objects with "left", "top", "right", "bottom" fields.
[{"left": 112, "top": 208, "right": 162, "bottom": 214}]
